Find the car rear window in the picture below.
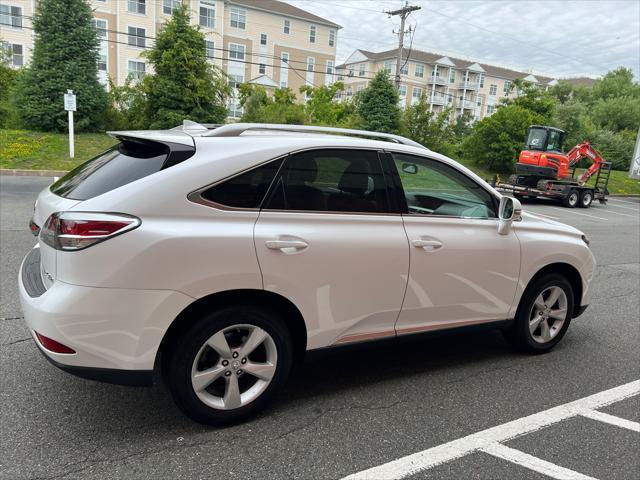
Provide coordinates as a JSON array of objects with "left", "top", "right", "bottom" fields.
[{"left": 50, "top": 139, "right": 172, "bottom": 201}]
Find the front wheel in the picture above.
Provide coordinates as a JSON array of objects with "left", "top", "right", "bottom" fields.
[
  {"left": 504, "top": 273, "right": 574, "bottom": 354},
  {"left": 164, "top": 306, "right": 293, "bottom": 425},
  {"left": 563, "top": 189, "right": 579, "bottom": 208}
]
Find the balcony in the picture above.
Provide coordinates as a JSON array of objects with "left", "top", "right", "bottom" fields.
[
  {"left": 458, "top": 81, "right": 480, "bottom": 90},
  {"left": 428, "top": 93, "right": 447, "bottom": 105},
  {"left": 457, "top": 99, "right": 476, "bottom": 109},
  {"left": 426, "top": 75, "right": 447, "bottom": 85}
]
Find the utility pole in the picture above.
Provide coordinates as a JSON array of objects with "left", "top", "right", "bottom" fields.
[{"left": 387, "top": 2, "right": 421, "bottom": 88}]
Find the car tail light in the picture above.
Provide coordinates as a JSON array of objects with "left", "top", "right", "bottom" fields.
[
  {"left": 40, "top": 212, "right": 141, "bottom": 251},
  {"left": 35, "top": 332, "right": 76, "bottom": 354}
]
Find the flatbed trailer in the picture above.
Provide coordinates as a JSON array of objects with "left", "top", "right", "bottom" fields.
[{"left": 492, "top": 162, "right": 612, "bottom": 209}]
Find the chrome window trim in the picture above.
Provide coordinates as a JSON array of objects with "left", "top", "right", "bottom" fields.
[{"left": 188, "top": 146, "right": 401, "bottom": 216}]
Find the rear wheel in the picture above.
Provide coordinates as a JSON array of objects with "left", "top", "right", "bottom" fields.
[
  {"left": 504, "top": 273, "right": 574, "bottom": 354},
  {"left": 164, "top": 306, "right": 293, "bottom": 425},
  {"left": 579, "top": 190, "right": 593, "bottom": 208},
  {"left": 563, "top": 189, "right": 579, "bottom": 208}
]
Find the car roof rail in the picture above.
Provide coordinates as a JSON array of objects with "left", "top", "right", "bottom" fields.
[
  {"left": 203, "top": 123, "right": 427, "bottom": 149},
  {"left": 171, "top": 120, "right": 223, "bottom": 134}
]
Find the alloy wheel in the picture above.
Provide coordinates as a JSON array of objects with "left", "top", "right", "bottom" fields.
[
  {"left": 191, "top": 324, "right": 278, "bottom": 410},
  {"left": 528, "top": 286, "right": 568, "bottom": 344}
]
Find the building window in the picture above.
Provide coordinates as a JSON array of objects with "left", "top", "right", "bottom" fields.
[
  {"left": 127, "top": 60, "right": 145, "bottom": 81},
  {"left": 487, "top": 105, "right": 495, "bottom": 115},
  {"left": 383, "top": 60, "right": 393, "bottom": 74},
  {"left": 2, "top": 42, "right": 23, "bottom": 67},
  {"left": 127, "top": 27, "right": 146, "bottom": 48},
  {"left": 400, "top": 63, "right": 408, "bottom": 75},
  {"left": 309, "top": 25, "right": 316, "bottom": 43},
  {"left": 228, "top": 74, "right": 243, "bottom": 89},
  {"left": 479, "top": 74, "right": 484, "bottom": 88},
  {"left": 204, "top": 39, "right": 215, "bottom": 59},
  {"left": 281, "top": 52, "right": 289, "bottom": 66},
  {"left": 127, "top": 0, "right": 146, "bottom": 15},
  {"left": 449, "top": 70, "right": 456, "bottom": 83},
  {"left": 260, "top": 33, "right": 267, "bottom": 46},
  {"left": 348, "top": 66, "right": 354, "bottom": 77},
  {"left": 326, "top": 60, "right": 334, "bottom": 77},
  {"left": 229, "top": 43, "right": 245, "bottom": 60},
  {"left": 0, "top": 4, "right": 22, "bottom": 28},
  {"left": 503, "top": 80, "right": 512, "bottom": 94},
  {"left": 228, "top": 101, "right": 243, "bottom": 118},
  {"left": 199, "top": 1, "right": 215, "bottom": 28},
  {"left": 307, "top": 57, "right": 315, "bottom": 72},
  {"left": 94, "top": 19, "right": 107, "bottom": 38},
  {"left": 412, "top": 87, "right": 422, "bottom": 102},
  {"left": 163, "top": 0, "right": 181, "bottom": 15},
  {"left": 329, "top": 29, "right": 335, "bottom": 47},
  {"left": 415, "top": 63, "right": 424, "bottom": 78},
  {"left": 398, "top": 85, "right": 407, "bottom": 97},
  {"left": 283, "top": 18, "right": 290, "bottom": 34},
  {"left": 259, "top": 63, "right": 266, "bottom": 74},
  {"left": 489, "top": 84, "right": 497, "bottom": 96},
  {"left": 359, "top": 63, "right": 365, "bottom": 76},
  {"left": 230, "top": 7, "right": 246, "bottom": 29},
  {"left": 346, "top": 87, "right": 353, "bottom": 98}
]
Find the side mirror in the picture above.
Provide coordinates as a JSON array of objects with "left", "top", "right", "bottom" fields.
[
  {"left": 498, "top": 196, "right": 522, "bottom": 235},
  {"left": 402, "top": 163, "right": 418, "bottom": 175}
]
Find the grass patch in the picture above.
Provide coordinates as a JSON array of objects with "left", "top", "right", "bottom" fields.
[
  {"left": 1, "top": 129, "right": 638, "bottom": 195},
  {"left": 0, "top": 129, "right": 116, "bottom": 171}
]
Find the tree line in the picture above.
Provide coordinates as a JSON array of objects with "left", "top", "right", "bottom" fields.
[{"left": 1, "top": 0, "right": 638, "bottom": 172}]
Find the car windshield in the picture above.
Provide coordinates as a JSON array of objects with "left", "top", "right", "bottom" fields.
[{"left": 526, "top": 128, "right": 547, "bottom": 150}]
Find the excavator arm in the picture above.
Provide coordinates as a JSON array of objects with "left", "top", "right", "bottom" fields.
[{"left": 566, "top": 141, "right": 605, "bottom": 184}]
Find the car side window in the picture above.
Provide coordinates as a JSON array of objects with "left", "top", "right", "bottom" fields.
[
  {"left": 201, "top": 158, "right": 283, "bottom": 208},
  {"left": 264, "top": 149, "right": 389, "bottom": 213},
  {"left": 393, "top": 153, "right": 497, "bottom": 218}
]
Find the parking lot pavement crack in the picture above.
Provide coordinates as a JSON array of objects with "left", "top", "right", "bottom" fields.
[
  {"left": 1, "top": 336, "right": 31, "bottom": 346},
  {"left": 0, "top": 315, "right": 24, "bottom": 321}
]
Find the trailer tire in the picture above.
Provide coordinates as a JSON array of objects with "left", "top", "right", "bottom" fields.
[
  {"left": 563, "top": 189, "right": 579, "bottom": 208},
  {"left": 579, "top": 190, "right": 593, "bottom": 208}
]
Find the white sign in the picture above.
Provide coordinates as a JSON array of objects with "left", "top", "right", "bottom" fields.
[
  {"left": 630, "top": 126, "right": 640, "bottom": 180},
  {"left": 64, "top": 90, "right": 76, "bottom": 112}
]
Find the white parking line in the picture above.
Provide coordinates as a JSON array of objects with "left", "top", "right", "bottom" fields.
[
  {"left": 605, "top": 203, "right": 640, "bottom": 212},
  {"left": 580, "top": 409, "right": 640, "bottom": 432},
  {"left": 547, "top": 207, "right": 608, "bottom": 221},
  {"left": 342, "top": 380, "right": 640, "bottom": 480},
  {"left": 481, "top": 443, "right": 597, "bottom": 480},
  {"left": 608, "top": 198, "right": 639, "bottom": 205}
]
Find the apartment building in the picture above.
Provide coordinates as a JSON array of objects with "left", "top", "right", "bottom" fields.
[
  {"left": 336, "top": 48, "right": 596, "bottom": 121},
  {"left": 0, "top": 0, "right": 340, "bottom": 117}
]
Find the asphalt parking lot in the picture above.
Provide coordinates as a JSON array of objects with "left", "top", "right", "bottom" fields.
[{"left": 1, "top": 175, "right": 638, "bottom": 480}]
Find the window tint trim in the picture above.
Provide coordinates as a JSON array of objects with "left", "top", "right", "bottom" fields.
[
  {"left": 386, "top": 150, "right": 500, "bottom": 220},
  {"left": 260, "top": 147, "right": 399, "bottom": 216},
  {"left": 187, "top": 155, "right": 287, "bottom": 212}
]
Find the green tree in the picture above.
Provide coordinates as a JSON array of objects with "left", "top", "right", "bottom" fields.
[
  {"left": 591, "top": 67, "right": 640, "bottom": 101},
  {"left": 145, "top": 5, "right": 229, "bottom": 128},
  {"left": 0, "top": 43, "right": 20, "bottom": 128},
  {"left": 238, "top": 85, "right": 305, "bottom": 124},
  {"left": 14, "top": 0, "right": 109, "bottom": 131},
  {"left": 401, "top": 95, "right": 455, "bottom": 155},
  {"left": 464, "top": 104, "right": 544, "bottom": 172},
  {"left": 356, "top": 71, "right": 401, "bottom": 133},
  {"left": 500, "top": 79, "right": 555, "bottom": 121},
  {"left": 300, "top": 82, "right": 346, "bottom": 125},
  {"left": 107, "top": 77, "right": 148, "bottom": 130}
]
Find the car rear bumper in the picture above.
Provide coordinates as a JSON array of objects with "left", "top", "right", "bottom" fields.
[{"left": 18, "top": 247, "right": 194, "bottom": 377}]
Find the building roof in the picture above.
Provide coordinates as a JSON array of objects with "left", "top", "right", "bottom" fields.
[
  {"left": 229, "top": 0, "right": 341, "bottom": 28},
  {"left": 337, "top": 48, "right": 597, "bottom": 86}
]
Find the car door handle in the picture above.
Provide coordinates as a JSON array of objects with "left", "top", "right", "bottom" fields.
[
  {"left": 265, "top": 240, "right": 308, "bottom": 252},
  {"left": 411, "top": 239, "right": 443, "bottom": 251}
]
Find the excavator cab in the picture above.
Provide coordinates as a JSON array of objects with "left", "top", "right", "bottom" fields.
[{"left": 525, "top": 126, "right": 566, "bottom": 153}]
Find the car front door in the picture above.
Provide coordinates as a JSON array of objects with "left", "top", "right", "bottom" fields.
[
  {"left": 254, "top": 148, "right": 409, "bottom": 349},
  {"left": 390, "top": 152, "right": 521, "bottom": 335}
]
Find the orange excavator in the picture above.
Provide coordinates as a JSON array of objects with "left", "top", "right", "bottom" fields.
[{"left": 495, "top": 125, "right": 611, "bottom": 208}]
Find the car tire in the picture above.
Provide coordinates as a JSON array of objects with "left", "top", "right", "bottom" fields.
[
  {"left": 164, "top": 305, "right": 293, "bottom": 425},
  {"left": 563, "top": 189, "right": 579, "bottom": 208},
  {"left": 503, "top": 273, "right": 574, "bottom": 354},
  {"left": 579, "top": 190, "right": 593, "bottom": 208}
]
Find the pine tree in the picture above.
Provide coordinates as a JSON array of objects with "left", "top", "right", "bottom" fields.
[
  {"left": 15, "top": 0, "right": 109, "bottom": 131},
  {"left": 145, "top": 6, "right": 229, "bottom": 128},
  {"left": 356, "top": 71, "right": 401, "bottom": 133}
]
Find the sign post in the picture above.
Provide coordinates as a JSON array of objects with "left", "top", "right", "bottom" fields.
[{"left": 64, "top": 89, "right": 77, "bottom": 159}]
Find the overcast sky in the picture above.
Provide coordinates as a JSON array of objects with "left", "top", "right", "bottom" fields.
[{"left": 287, "top": 0, "right": 640, "bottom": 79}]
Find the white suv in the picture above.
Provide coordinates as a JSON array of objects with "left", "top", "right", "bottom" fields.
[{"left": 19, "top": 122, "right": 595, "bottom": 424}]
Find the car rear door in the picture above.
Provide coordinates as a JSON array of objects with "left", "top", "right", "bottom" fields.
[
  {"left": 389, "top": 152, "right": 521, "bottom": 335},
  {"left": 253, "top": 148, "right": 409, "bottom": 350}
]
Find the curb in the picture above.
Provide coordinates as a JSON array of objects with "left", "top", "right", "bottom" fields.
[{"left": 0, "top": 169, "right": 68, "bottom": 177}]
